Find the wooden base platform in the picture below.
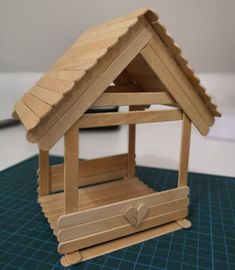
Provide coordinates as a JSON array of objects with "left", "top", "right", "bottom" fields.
[
  {"left": 38, "top": 177, "right": 154, "bottom": 236},
  {"left": 60, "top": 219, "right": 191, "bottom": 266},
  {"left": 38, "top": 177, "right": 190, "bottom": 267}
]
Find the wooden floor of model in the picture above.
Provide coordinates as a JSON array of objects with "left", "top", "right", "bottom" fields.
[{"left": 38, "top": 177, "right": 191, "bottom": 266}]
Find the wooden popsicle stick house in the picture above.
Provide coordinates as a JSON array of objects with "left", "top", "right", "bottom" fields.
[{"left": 13, "top": 8, "right": 220, "bottom": 266}]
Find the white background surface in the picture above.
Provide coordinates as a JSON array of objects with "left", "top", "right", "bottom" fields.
[
  {"left": 1, "top": 0, "right": 235, "bottom": 73},
  {"left": 0, "top": 1, "right": 235, "bottom": 177}
]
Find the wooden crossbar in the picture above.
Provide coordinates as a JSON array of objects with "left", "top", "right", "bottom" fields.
[
  {"left": 105, "top": 85, "right": 140, "bottom": 93},
  {"left": 93, "top": 92, "right": 175, "bottom": 107},
  {"left": 77, "top": 109, "right": 182, "bottom": 128}
]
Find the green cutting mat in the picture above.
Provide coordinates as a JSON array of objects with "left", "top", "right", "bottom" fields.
[{"left": 0, "top": 156, "right": 234, "bottom": 270}]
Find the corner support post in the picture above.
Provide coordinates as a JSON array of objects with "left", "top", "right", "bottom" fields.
[
  {"left": 39, "top": 149, "right": 50, "bottom": 196},
  {"left": 64, "top": 123, "right": 79, "bottom": 213},
  {"left": 128, "top": 106, "right": 136, "bottom": 177},
  {"left": 178, "top": 113, "right": 191, "bottom": 187}
]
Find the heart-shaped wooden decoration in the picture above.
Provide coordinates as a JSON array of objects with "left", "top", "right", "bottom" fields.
[{"left": 124, "top": 204, "right": 149, "bottom": 228}]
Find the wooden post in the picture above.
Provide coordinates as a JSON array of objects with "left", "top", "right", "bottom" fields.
[
  {"left": 178, "top": 114, "right": 192, "bottom": 187},
  {"left": 127, "top": 106, "right": 136, "bottom": 177},
  {"left": 39, "top": 149, "right": 50, "bottom": 196},
  {"left": 64, "top": 124, "right": 79, "bottom": 213}
]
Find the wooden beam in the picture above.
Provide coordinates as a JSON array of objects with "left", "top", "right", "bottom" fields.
[
  {"left": 105, "top": 85, "right": 140, "bottom": 93},
  {"left": 93, "top": 92, "right": 175, "bottom": 107},
  {"left": 128, "top": 106, "right": 136, "bottom": 177},
  {"left": 77, "top": 109, "right": 182, "bottom": 128},
  {"left": 178, "top": 114, "right": 191, "bottom": 187},
  {"left": 39, "top": 149, "right": 50, "bottom": 196},
  {"left": 141, "top": 40, "right": 209, "bottom": 135},
  {"left": 64, "top": 124, "right": 78, "bottom": 213}
]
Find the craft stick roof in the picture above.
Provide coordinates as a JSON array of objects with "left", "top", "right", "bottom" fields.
[{"left": 13, "top": 8, "right": 220, "bottom": 149}]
